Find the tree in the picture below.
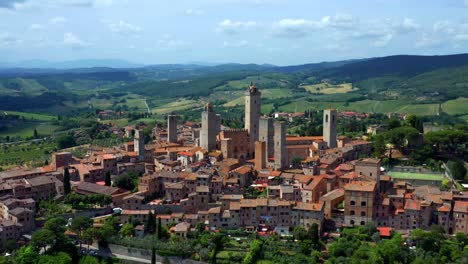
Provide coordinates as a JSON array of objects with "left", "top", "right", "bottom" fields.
[
  {"left": 119, "top": 223, "right": 134, "bottom": 237},
  {"left": 294, "top": 226, "right": 307, "bottom": 241},
  {"left": 37, "top": 252, "right": 72, "bottom": 264},
  {"left": 105, "top": 171, "right": 111, "bottom": 186},
  {"left": 70, "top": 217, "right": 93, "bottom": 252},
  {"left": 79, "top": 256, "right": 100, "bottom": 264},
  {"left": 151, "top": 247, "right": 156, "bottom": 264},
  {"left": 156, "top": 217, "right": 162, "bottom": 240},
  {"left": 57, "top": 134, "right": 76, "bottom": 149},
  {"left": 308, "top": 223, "right": 320, "bottom": 250},
  {"left": 33, "top": 128, "right": 38, "bottom": 139},
  {"left": 63, "top": 168, "right": 71, "bottom": 195},
  {"left": 113, "top": 172, "right": 138, "bottom": 191},
  {"left": 32, "top": 229, "right": 55, "bottom": 253},
  {"left": 3, "top": 239, "right": 18, "bottom": 253},
  {"left": 144, "top": 211, "right": 156, "bottom": 235},
  {"left": 16, "top": 246, "right": 38, "bottom": 264},
  {"left": 450, "top": 160, "right": 467, "bottom": 181}
]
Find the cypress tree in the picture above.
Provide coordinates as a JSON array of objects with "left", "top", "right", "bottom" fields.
[
  {"left": 151, "top": 246, "right": 156, "bottom": 264},
  {"left": 145, "top": 211, "right": 156, "bottom": 235},
  {"left": 105, "top": 171, "right": 112, "bottom": 186},
  {"left": 156, "top": 217, "right": 162, "bottom": 240},
  {"left": 63, "top": 167, "right": 71, "bottom": 195}
]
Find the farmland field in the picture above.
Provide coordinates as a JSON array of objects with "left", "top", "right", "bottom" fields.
[
  {"left": 388, "top": 171, "right": 444, "bottom": 181},
  {"left": 301, "top": 82, "right": 357, "bottom": 94},
  {"left": 441, "top": 97, "right": 468, "bottom": 115}
]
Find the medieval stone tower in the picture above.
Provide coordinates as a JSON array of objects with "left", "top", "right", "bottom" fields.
[
  {"left": 259, "top": 117, "right": 274, "bottom": 163},
  {"left": 323, "top": 109, "right": 337, "bottom": 148},
  {"left": 245, "top": 82, "right": 261, "bottom": 157},
  {"left": 167, "top": 114, "right": 178, "bottom": 143},
  {"left": 274, "top": 121, "right": 286, "bottom": 170},
  {"left": 134, "top": 129, "right": 145, "bottom": 161},
  {"left": 200, "top": 103, "right": 220, "bottom": 151}
]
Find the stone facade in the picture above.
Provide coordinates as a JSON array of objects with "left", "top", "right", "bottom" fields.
[
  {"left": 167, "top": 114, "right": 178, "bottom": 143},
  {"left": 274, "top": 121, "right": 286, "bottom": 170},
  {"left": 323, "top": 109, "right": 337, "bottom": 148},
  {"left": 245, "top": 82, "right": 261, "bottom": 157}
]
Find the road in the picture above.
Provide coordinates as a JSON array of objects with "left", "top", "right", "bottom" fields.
[{"left": 84, "top": 245, "right": 161, "bottom": 264}]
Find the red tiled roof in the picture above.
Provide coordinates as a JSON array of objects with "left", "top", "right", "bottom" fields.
[{"left": 377, "top": 227, "right": 392, "bottom": 237}]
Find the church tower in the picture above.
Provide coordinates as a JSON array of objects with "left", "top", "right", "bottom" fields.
[
  {"left": 200, "top": 102, "right": 220, "bottom": 151},
  {"left": 245, "top": 82, "right": 261, "bottom": 157},
  {"left": 323, "top": 109, "right": 337, "bottom": 148}
]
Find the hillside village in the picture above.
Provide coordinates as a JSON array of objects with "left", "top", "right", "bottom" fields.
[{"left": 1, "top": 82, "right": 466, "bottom": 250}]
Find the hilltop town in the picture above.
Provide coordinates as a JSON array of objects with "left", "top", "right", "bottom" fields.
[{"left": 0, "top": 81, "right": 466, "bottom": 261}]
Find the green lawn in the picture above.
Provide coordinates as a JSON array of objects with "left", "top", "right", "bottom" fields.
[
  {"left": 388, "top": 171, "right": 444, "bottom": 181},
  {"left": 0, "top": 122, "right": 59, "bottom": 137},
  {"left": 441, "top": 97, "right": 468, "bottom": 115},
  {"left": 2, "top": 110, "right": 57, "bottom": 121}
]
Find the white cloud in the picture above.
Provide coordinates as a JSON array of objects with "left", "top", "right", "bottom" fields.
[
  {"left": 272, "top": 18, "right": 326, "bottom": 38},
  {"left": 49, "top": 16, "right": 67, "bottom": 24},
  {"left": 393, "top": 18, "right": 420, "bottom": 33},
  {"left": 371, "top": 34, "right": 393, "bottom": 47},
  {"left": 0, "top": 33, "right": 22, "bottom": 45},
  {"left": 156, "top": 36, "right": 191, "bottom": 50},
  {"left": 63, "top": 32, "right": 89, "bottom": 47},
  {"left": 185, "top": 9, "right": 204, "bottom": 16},
  {"left": 415, "top": 33, "right": 443, "bottom": 48},
  {"left": 216, "top": 19, "right": 257, "bottom": 34},
  {"left": 223, "top": 40, "right": 249, "bottom": 48},
  {"left": 29, "top": 23, "right": 44, "bottom": 30},
  {"left": 109, "top": 20, "right": 142, "bottom": 36}
]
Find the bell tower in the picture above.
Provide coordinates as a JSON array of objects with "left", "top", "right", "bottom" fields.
[{"left": 245, "top": 82, "right": 261, "bottom": 157}]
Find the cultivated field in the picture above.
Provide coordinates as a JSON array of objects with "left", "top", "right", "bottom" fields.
[
  {"left": 301, "top": 82, "right": 357, "bottom": 94},
  {"left": 388, "top": 171, "right": 444, "bottom": 181}
]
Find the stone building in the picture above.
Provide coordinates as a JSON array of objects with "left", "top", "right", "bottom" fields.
[
  {"left": 167, "top": 114, "right": 178, "bottom": 143},
  {"left": 323, "top": 109, "right": 337, "bottom": 148},
  {"left": 274, "top": 121, "right": 286, "bottom": 170},
  {"left": 259, "top": 117, "right": 274, "bottom": 163},
  {"left": 245, "top": 82, "right": 261, "bottom": 157},
  {"left": 344, "top": 181, "right": 376, "bottom": 226},
  {"left": 200, "top": 103, "right": 220, "bottom": 151},
  {"left": 134, "top": 129, "right": 145, "bottom": 161},
  {"left": 219, "top": 129, "right": 250, "bottom": 160}
]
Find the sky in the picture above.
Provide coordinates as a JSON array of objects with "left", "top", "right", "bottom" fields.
[{"left": 0, "top": 0, "right": 468, "bottom": 65}]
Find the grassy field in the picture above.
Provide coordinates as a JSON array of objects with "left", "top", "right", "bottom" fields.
[
  {"left": 0, "top": 122, "right": 59, "bottom": 137},
  {"left": 152, "top": 98, "right": 200, "bottom": 114},
  {"left": 0, "top": 140, "right": 57, "bottom": 169},
  {"left": 301, "top": 82, "right": 357, "bottom": 94},
  {"left": 441, "top": 97, "right": 468, "bottom": 115},
  {"left": 214, "top": 75, "right": 289, "bottom": 91},
  {"left": 388, "top": 171, "right": 444, "bottom": 181},
  {"left": 2, "top": 110, "right": 57, "bottom": 121}
]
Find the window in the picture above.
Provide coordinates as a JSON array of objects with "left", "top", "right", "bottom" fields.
[
  {"left": 350, "top": 210, "right": 355, "bottom": 215},
  {"left": 350, "top": 200, "right": 355, "bottom": 206},
  {"left": 361, "top": 211, "right": 366, "bottom": 217},
  {"left": 361, "top": 201, "right": 367, "bottom": 206},
  {"left": 360, "top": 221, "right": 365, "bottom": 226},
  {"left": 350, "top": 220, "right": 355, "bottom": 225},
  {"left": 325, "top": 115, "right": 329, "bottom": 122}
]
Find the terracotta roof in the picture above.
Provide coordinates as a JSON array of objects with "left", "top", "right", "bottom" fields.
[
  {"left": 286, "top": 136, "right": 323, "bottom": 141},
  {"left": 320, "top": 188, "right": 345, "bottom": 201},
  {"left": 344, "top": 181, "right": 376, "bottom": 192},
  {"left": 293, "top": 201, "right": 324, "bottom": 211},
  {"left": 453, "top": 201, "right": 468, "bottom": 213},
  {"left": 404, "top": 199, "right": 421, "bottom": 211},
  {"left": 232, "top": 165, "right": 252, "bottom": 175},
  {"left": 377, "top": 227, "right": 392, "bottom": 237}
]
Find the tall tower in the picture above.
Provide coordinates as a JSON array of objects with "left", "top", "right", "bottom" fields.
[
  {"left": 134, "top": 129, "right": 145, "bottom": 161},
  {"left": 274, "top": 121, "right": 286, "bottom": 171},
  {"left": 245, "top": 82, "right": 261, "bottom": 157},
  {"left": 259, "top": 117, "right": 274, "bottom": 163},
  {"left": 200, "top": 103, "right": 219, "bottom": 151},
  {"left": 323, "top": 109, "right": 337, "bottom": 148},
  {"left": 167, "top": 114, "right": 178, "bottom": 143}
]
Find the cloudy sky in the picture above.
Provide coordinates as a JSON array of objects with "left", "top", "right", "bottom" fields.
[{"left": 1, "top": 0, "right": 468, "bottom": 65}]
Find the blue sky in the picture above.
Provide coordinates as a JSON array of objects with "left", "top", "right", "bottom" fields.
[{"left": 1, "top": 0, "right": 468, "bottom": 65}]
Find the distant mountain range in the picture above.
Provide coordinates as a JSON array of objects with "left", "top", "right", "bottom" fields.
[{"left": 0, "top": 59, "right": 145, "bottom": 69}]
